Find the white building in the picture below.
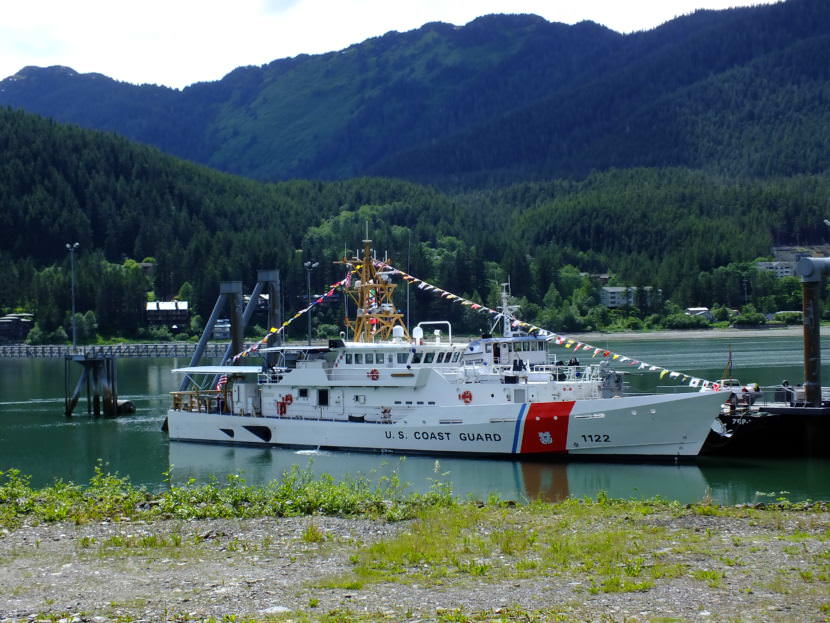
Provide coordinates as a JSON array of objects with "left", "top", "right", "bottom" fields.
[
  {"left": 600, "top": 286, "right": 660, "bottom": 309},
  {"left": 755, "top": 261, "right": 795, "bottom": 278},
  {"left": 686, "top": 307, "right": 714, "bottom": 321}
]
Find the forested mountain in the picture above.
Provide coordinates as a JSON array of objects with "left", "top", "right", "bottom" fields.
[
  {"left": 3, "top": 106, "right": 829, "bottom": 340},
  {"left": 1, "top": 0, "right": 829, "bottom": 186}
]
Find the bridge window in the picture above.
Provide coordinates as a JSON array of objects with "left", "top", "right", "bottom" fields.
[
  {"left": 345, "top": 353, "right": 353, "bottom": 364},
  {"left": 436, "top": 352, "right": 445, "bottom": 363},
  {"left": 412, "top": 352, "right": 422, "bottom": 364},
  {"left": 451, "top": 351, "right": 460, "bottom": 362},
  {"left": 397, "top": 352, "right": 409, "bottom": 364},
  {"left": 354, "top": 353, "right": 363, "bottom": 364},
  {"left": 424, "top": 352, "right": 435, "bottom": 364},
  {"left": 365, "top": 353, "right": 374, "bottom": 364}
]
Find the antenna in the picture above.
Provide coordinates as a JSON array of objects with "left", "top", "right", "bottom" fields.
[{"left": 498, "top": 281, "right": 520, "bottom": 338}]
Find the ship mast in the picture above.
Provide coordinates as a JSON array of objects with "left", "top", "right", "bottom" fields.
[
  {"left": 339, "top": 239, "right": 410, "bottom": 343},
  {"left": 498, "top": 281, "right": 521, "bottom": 338}
]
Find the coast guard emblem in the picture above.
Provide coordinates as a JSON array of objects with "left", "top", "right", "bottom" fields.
[{"left": 538, "top": 431, "right": 553, "bottom": 445}]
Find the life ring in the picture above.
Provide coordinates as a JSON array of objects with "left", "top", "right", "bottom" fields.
[
  {"left": 460, "top": 390, "right": 473, "bottom": 404},
  {"left": 284, "top": 394, "right": 293, "bottom": 405},
  {"left": 368, "top": 368, "right": 380, "bottom": 381}
]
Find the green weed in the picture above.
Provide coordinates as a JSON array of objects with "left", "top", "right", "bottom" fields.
[
  {"left": 78, "top": 535, "right": 97, "bottom": 548},
  {"left": 692, "top": 568, "right": 725, "bottom": 588},
  {"left": 303, "top": 520, "right": 327, "bottom": 543},
  {"left": 0, "top": 463, "right": 455, "bottom": 529}
]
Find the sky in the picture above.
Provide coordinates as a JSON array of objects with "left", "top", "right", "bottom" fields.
[{"left": 1, "top": 0, "right": 781, "bottom": 90}]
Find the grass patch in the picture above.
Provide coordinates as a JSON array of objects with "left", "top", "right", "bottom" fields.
[
  {"left": 317, "top": 496, "right": 703, "bottom": 593},
  {"left": 692, "top": 568, "right": 725, "bottom": 588},
  {"left": 0, "top": 463, "right": 454, "bottom": 529},
  {"left": 303, "top": 519, "right": 327, "bottom": 543}
]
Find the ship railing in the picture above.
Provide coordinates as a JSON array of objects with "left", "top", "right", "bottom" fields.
[
  {"left": 170, "top": 390, "right": 228, "bottom": 414},
  {"left": 259, "top": 369, "right": 289, "bottom": 384},
  {"left": 528, "top": 364, "right": 601, "bottom": 381}
]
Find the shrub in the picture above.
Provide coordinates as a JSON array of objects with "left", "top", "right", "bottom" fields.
[{"left": 664, "top": 313, "right": 710, "bottom": 330}]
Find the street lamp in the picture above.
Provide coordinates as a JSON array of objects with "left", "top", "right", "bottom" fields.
[
  {"left": 66, "top": 242, "right": 79, "bottom": 350},
  {"left": 303, "top": 260, "right": 319, "bottom": 345}
]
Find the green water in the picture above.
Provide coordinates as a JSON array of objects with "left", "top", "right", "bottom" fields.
[{"left": 1, "top": 336, "right": 829, "bottom": 504}]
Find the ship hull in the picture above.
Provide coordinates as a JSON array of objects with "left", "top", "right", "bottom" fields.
[{"left": 167, "top": 391, "right": 725, "bottom": 457}]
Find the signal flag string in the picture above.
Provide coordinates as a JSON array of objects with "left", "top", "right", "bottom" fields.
[
  {"left": 372, "top": 259, "right": 718, "bottom": 390},
  {"left": 231, "top": 260, "right": 718, "bottom": 390}
]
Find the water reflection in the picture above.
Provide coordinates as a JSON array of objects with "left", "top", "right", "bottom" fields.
[
  {"left": 697, "top": 456, "right": 830, "bottom": 504},
  {"left": 169, "top": 443, "right": 830, "bottom": 505},
  {"left": 169, "top": 443, "right": 711, "bottom": 504}
]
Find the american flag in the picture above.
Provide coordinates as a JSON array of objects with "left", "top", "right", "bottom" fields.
[{"left": 215, "top": 375, "right": 228, "bottom": 391}]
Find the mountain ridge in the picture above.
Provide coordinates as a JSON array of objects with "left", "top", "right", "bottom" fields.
[{"left": 1, "top": 0, "right": 829, "bottom": 186}]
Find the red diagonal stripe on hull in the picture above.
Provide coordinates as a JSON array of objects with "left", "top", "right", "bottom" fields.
[{"left": 520, "top": 401, "right": 574, "bottom": 453}]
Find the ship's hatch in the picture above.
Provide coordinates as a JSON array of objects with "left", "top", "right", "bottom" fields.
[{"left": 243, "top": 425, "right": 272, "bottom": 442}]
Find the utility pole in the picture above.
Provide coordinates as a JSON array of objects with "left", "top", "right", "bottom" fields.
[
  {"left": 304, "top": 260, "right": 319, "bottom": 345},
  {"left": 66, "top": 242, "right": 79, "bottom": 350},
  {"left": 406, "top": 230, "right": 411, "bottom": 330}
]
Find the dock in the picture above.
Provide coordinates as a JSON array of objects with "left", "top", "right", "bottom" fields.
[
  {"left": 705, "top": 388, "right": 830, "bottom": 456},
  {"left": 0, "top": 342, "right": 235, "bottom": 359}
]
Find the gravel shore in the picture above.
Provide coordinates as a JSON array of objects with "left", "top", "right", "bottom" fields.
[{"left": 1, "top": 507, "right": 828, "bottom": 622}]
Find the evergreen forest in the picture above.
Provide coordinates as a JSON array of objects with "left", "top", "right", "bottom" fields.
[{"left": 2, "top": 106, "right": 829, "bottom": 343}]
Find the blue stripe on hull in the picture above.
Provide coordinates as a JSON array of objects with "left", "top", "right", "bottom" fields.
[{"left": 511, "top": 404, "right": 527, "bottom": 454}]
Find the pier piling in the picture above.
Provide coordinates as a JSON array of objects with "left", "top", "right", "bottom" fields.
[
  {"left": 795, "top": 257, "right": 830, "bottom": 406},
  {"left": 64, "top": 353, "right": 119, "bottom": 417}
]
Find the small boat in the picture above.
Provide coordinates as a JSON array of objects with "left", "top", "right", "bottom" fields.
[{"left": 166, "top": 241, "right": 726, "bottom": 457}]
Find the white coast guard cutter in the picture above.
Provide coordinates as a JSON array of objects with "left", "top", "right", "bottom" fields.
[{"left": 166, "top": 241, "right": 726, "bottom": 457}]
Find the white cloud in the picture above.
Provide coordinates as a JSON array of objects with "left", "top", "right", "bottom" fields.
[{"left": 0, "top": 0, "right": 781, "bottom": 89}]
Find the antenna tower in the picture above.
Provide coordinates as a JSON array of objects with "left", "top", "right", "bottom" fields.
[{"left": 339, "top": 240, "right": 410, "bottom": 342}]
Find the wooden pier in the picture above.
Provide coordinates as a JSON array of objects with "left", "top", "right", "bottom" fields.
[{"left": 0, "top": 342, "right": 234, "bottom": 359}]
